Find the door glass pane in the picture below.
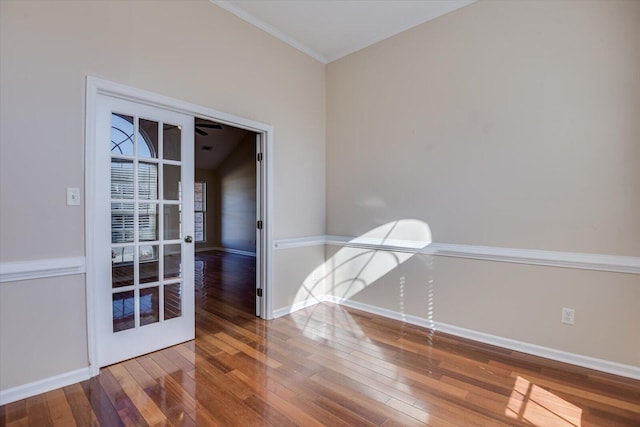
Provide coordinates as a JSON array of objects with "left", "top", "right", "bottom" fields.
[
  {"left": 139, "top": 245, "right": 159, "bottom": 284},
  {"left": 113, "top": 291, "right": 135, "bottom": 332},
  {"left": 139, "top": 203, "right": 158, "bottom": 241},
  {"left": 163, "top": 123, "right": 181, "bottom": 161},
  {"left": 164, "top": 205, "right": 181, "bottom": 240},
  {"left": 163, "top": 164, "right": 181, "bottom": 200},
  {"left": 138, "top": 119, "right": 159, "bottom": 159},
  {"left": 138, "top": 162, "right": 158, "bottom": 200},
  {"left": 111, "top": 159, "right": 134, "bottom": 199},
  {"left": 140, "top": 287, "right": 159, "bottom": 326},
  {"left": 164, "top": 244, "right": 182, "bottom": 279},
  {"left": 164, "top": 283, "right": 182, "bottom": 320},
  {"left": 111, "top": 248, "right": 134, "bottom": 288},
  {"left": 111, "top": 203, "right": 134, "bottom": 243},
  {"left": 111, "top": 114, "right": 134, "bottom": 156}
]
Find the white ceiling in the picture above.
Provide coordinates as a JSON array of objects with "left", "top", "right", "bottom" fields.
[{"left": 212, "top": 0, "right": 475, "bottom": 63}]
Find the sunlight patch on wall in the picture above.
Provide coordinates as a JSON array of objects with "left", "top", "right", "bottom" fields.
[{"left": 292, "top": 219, "right": 432, "bottom": 311}]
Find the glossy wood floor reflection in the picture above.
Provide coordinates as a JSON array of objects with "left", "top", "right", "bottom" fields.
[{"left": 2, "top": 251, "right": 640, "bottom": 426}]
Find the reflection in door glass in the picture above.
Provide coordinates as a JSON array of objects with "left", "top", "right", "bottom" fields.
[
  {"left": 138, "top": 203, "right": 158, "bottom": 242},
  {"left": 163, "top": 123, "right": 181, "bottom": 161},
  {"left": 112, "top": 291, "right": 135, "bottom": 332},
  {"left": 111, "top": 203, "right": 134, "bottom": 243},
  {"left": 138, "top": 119, "right": 159, "bottom": 158},
  {"left": 164, "top": 205, "right": 181, "bottom": 240},
  {"left": 163, "top": 164, "right": 181, "bottom": 200},
  {"left": 164, "top": 283, "right": 182, "bottom": 319},
  {"left": 140, "top": 287, "right": 160, "bottom": 326},
  {"left": 164, "top": 244, "right": 182, "bottom": 279},
  {"left": 111, "top": 114, "right": 134, "bottom": 156},
  {"left": 139, "top": 245, "right": 159, "bottom": 283},
  {"left": 111, "top": 159, "right": 134, "bottom": 199},
  {"left": 138, "top": 162, "right": 158, "bottom": 200},
  {"left": 112, "top": 248, "right": 134, "bottom": 288}
]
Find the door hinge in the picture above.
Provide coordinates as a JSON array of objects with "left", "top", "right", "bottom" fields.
[
  {"left": 256, "top": 288, "right": 263, "bottom": 297},
  {"left": 257, "top": 152, "right": 263, "bottom": 162},
  {"left": 257, "top": 220, "right": 263, "bottom": 229}
]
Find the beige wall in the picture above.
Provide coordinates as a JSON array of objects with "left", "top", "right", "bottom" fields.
[
  {"left": 195, "top": 134, "right": 257, "bottom": 253},
  {"left": 0, "top": 275, "right": 89, "bottom": 389},
  {"left": 326, "top": 0, "right": 640, "bottom": 366},
  {"left": 218, "top": 134, "right": 257, "bottom": 253},
  {"left": 0, "top": 0, "right": 325, "bottom": 391},
  {"left": 1, "top": 0, "right": 638, "bottom": 395}
]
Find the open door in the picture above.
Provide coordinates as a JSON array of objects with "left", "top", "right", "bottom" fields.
[
  {"left": 255, "top": 133, "right": 264, "bottom": 317},
  {"left": 93, "top": 94, "right": 195, "bottom": 367}
]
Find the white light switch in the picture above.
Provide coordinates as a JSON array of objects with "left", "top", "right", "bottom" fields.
[{"left": 67, "top": 188, "right": 80, "bottom": 206}]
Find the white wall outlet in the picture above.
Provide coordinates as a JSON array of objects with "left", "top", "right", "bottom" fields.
[
  {"left": 67, "top": 187, "right": 80, "bottom": 206},
  {"left": 561, "top": 307, "right": 575, "bottom": 325}
]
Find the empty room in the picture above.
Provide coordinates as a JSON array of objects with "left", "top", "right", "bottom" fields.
[{"left": 0, "top": 0, "right": 638, "bottom": 425}]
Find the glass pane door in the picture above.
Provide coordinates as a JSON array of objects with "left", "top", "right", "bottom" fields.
[{"left": 95, "top": 95, "right": 194, "bottom": 368}]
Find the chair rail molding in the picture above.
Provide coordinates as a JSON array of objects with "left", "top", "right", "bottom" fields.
[
  {"left": 0, "top": 256, "right": 86, "bottom": 283},
  {"left": 273, "top": 235, "right": 640, "bottom": 275}
]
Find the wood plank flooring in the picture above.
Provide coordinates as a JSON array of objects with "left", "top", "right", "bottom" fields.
[{"left": 2, "top": 250, "right": 639, "bottom": 426}]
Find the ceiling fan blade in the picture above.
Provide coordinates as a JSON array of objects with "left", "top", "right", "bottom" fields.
[
  {"left": 195, "top": 123, "right": 223, "bottom": 129},
  {"left": 195, "top": 127, "right": 208, "bottom": 136}
]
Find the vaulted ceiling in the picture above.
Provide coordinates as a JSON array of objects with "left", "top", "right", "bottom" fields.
[{"left": 212, "top": 0, "right": 476, "bottom": 63}]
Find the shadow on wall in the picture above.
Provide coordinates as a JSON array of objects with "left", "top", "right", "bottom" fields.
[{"left": 296, "top": 219, "right": 434, "bottom": 325}]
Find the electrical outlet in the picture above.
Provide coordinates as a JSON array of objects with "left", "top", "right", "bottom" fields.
[
  {"left": 561, "top": 307, "right": 575, "bottom": 325},
  {"left": 67, "top": 187, "right": 80, "bottom": 206}
]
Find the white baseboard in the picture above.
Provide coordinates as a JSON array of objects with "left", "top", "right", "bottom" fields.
[
  {"left": 195, "top": 246, "right": 218, "bottom": 253},
  {"left": 209, "top": 247, "right": 256, "bottom": 258},
  {"left": 273, "top": 296, "right": 325, "bottom": 318},
  {"left": 295, "top": 295, "right": 640, "bottom": 380},
  {"left": 0, "top": 367, "right": 92, "bottom": 405}
]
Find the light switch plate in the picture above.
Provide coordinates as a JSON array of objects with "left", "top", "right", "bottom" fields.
[{"left": 67, "top": 187, "right": 80, "bottom": 206}]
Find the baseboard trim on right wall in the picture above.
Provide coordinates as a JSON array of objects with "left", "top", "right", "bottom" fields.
[{"left": 322, "top": 295, "right": 640, "bottom": 380}]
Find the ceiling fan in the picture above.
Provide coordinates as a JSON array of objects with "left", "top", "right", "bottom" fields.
[{"left": 195, "top": 122, "right": 223, "bottom": 136}]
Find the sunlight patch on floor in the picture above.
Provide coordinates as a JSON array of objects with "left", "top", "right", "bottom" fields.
[{"left": 506, "top": 376, "right": 582, "bottom": 426}]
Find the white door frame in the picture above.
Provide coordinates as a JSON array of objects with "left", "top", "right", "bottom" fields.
[{"left": 85, "top": 76, "right": 273, "bottom": 377}]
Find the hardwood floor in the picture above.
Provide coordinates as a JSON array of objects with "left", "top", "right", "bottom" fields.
[{"left": 2, "top": 250, "right": 639, "bottom": 426}]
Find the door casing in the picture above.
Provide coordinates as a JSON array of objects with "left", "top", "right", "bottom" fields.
[{"left": 85, "top": 76, "right": 273, "bottom": 376}]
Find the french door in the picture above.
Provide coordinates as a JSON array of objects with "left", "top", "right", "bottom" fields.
[{"left": 94, "top": 94, "right": 195, "bottom": 368}]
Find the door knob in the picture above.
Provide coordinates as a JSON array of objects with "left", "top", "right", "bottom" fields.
[{"left": 184, "top": 235, "right": 193, "bottom": 243}]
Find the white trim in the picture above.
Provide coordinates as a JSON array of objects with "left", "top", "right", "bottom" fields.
[
  {"left": 195, "top": 246, "right": 256, "bottom": 258},
  {"left": 325, "top": 235, "right": 431, "bottom": 253},
  {"left": 273, "top": 296, "right": 325, "bottom": 319},
  {"left": 425, "top": 243, "right": 640, "bottom": 275},
  {"left": 0, "top": 367, "right": 91, "bottom": 406},
  {"left": 211, "top": 0, "right": 327, "bottom": 64},
  {"left": 273, "top": 235, "right": 326, "bottom": 250},
  {"left": 0, "top": 257, "right": 86, "bottom": 283},
  {"left": 320, "top": 296, "right": 640, "bottom": 380},
  {"left": 213, "top": 247, "right": 257, "bottom": 258},
  {"left": 324, "top": 1, "right": 476, "bottom": 63},
  {"left": 195, "top": 246, "right": 218, "bottom": 253},
  {"left": 85, "top": 76, "right": 275, "bottom": 374},
  {"left": 273, "top": 235, "right": 640, "bottom": 275}
]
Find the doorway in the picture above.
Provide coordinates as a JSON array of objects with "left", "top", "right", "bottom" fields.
[
  {"left": 192, "top": 118, "right": 260, "bottom": 316},
  {"left": 86, "top": 76, "right": 272, "bottom": 376}
]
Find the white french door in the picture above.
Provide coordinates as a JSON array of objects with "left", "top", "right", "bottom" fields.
[{"left": 93, "top": 94, "right": 195, "bottom": 368}]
